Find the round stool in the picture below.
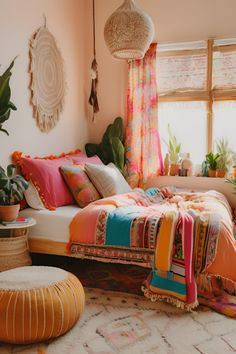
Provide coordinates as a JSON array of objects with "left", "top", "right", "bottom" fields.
[{"left": 0, "top": 266, "right": 85, "bottom": 344}]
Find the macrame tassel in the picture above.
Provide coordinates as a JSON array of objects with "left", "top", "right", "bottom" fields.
[
  {"left": 141, "top": 285, "right": 199, "bottom": 312},
  {"left": 88, "top": 0, "right": 99, "bottom": 121},
  {"left": 89, "top": 58, "right": 99, "bottom": 120}
]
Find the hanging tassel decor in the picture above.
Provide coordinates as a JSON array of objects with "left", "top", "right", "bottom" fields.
[{"left": 88, "top": 0, "right": 99, "bottom": 121}]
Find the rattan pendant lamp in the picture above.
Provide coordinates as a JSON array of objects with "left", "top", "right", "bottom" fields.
[{"left": 104, "top": 0, "right": 155, "bottom": 60}]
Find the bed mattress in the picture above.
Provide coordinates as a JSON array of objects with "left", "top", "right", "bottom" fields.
[{"left": 20, "top": 205, "right": 80, "bottom": 243}]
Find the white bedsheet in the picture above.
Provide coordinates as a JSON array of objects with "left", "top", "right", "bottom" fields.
[{"left": 20, "top": 205, "right": 80, "bottom": 243}]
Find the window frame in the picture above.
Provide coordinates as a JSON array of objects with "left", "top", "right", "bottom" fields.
[{"left": 157, "top": 39, "right": 236, "bottom": 153}]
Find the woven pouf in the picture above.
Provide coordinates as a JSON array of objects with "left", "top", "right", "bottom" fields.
[{"left": 0, "top": 266, "right": 85, "bottom": 344}]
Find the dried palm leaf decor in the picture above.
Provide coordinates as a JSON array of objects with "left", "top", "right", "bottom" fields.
[
  {"left": 29, "top": 19, "right": 65, "bottom": 133},
  {"left": 104, "top": 0, "right": 155, "bottom": 60}
]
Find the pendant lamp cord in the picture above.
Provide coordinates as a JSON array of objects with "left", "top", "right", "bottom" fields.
[
  {"left": 92, "top": 0, "right": 96, "bottom": 58},
  {"left": 89, "top": 0, "right": 99, "bottom": 121}
]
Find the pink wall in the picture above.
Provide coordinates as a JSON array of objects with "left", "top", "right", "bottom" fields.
[
  {"left": 86, "top": 0, "right": 236, "bottom": 143},
  {"left": 0, "top": 0, "right": 88, "bottom": 167}
]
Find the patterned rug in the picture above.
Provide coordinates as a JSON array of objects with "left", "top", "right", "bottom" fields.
[{"left": 1, "top": 287, "right": 236, "bottom": 354}]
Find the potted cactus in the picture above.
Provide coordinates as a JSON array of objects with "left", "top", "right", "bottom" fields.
[
  {"left": 0, "top": 164, "right": 28, "bottom": 222},
  {"left": 0, "top": 58, "right": 17, "bottom": 135}
]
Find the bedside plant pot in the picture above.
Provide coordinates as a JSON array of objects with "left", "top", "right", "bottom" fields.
[
  {"left": 0, "top": 204, "right": 20, "bottom": 222},
  {"left": 170, "top": 163, "right": 181, "bottom": 176},
  {"left": 208, "top": 169, "right": 216, "bottom": 177},
  {"left": 216, "top": 169, "right": 226, "bottom": 178}
]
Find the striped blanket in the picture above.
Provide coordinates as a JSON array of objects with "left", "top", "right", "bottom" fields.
[{"left": 69, "top": 188, "right": 233, "bottom": 311}]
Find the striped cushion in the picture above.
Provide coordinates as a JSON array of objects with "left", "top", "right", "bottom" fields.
[
  {"left": 0, "top": 266, "right": 85, "bottom": 344},
  {"left": 85, "top": 162, "right": 132, "bottom": 197}
]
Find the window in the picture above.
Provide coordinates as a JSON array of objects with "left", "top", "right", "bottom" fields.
[{"left": 157, "top": 39, "right": 236, "bottom": 164}]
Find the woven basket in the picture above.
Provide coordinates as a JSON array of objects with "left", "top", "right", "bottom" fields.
[{"left": 0, "top": 235, "right": 32, "bottom": 272}]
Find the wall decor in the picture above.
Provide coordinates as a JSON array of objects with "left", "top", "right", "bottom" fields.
[
  {"left": 29, "top": 21, "right": 65, "bottom": 133},
  {"left": 88, "top": 0, "right": 99, "bottom": 121}
]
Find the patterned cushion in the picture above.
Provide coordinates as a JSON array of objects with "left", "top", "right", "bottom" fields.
[
  {"left": 60, "top": 165, "right": 101, "bottom": 208},
  {"left": 85, "top": 163, "right": 132, "bottom": 198},
  {"left": 0, "top": 266, "right": 85, "bottom": 344}
]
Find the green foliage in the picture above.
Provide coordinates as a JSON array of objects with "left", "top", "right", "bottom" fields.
[
  {"left": 215, "top": 138, "right": 233, "bottom": 171},
  {"left": 85, "top": 117, "right": 125, "bottom": 172},
  {"left": 226, "top": 177, "right": 236, "bottom": 194},
  {"left": 0, "top": 164, "right": 28, "bottom": 205},
  {"left": 0, "top": 58, "right": 17, "bottom": 135},
  {"left": 164, "top": 124, "right": 181, "bottom": 163},
  {"left": 205, "top": 152, "right": 221, "bottom": 170}
]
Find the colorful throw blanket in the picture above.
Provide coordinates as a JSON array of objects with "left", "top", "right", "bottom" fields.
[{"left": 69, "top": 188, "right": 236, "bottom": 312}]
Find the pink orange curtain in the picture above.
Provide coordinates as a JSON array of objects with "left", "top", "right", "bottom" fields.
[{"left": 125, "top": 43, "right": 163, "bottom": 188}]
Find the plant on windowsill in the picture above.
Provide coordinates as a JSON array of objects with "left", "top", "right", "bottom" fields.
[
  {"left": 215, "top": 138, "right": 233, "bottom": 178},
  {"left": 0, "top": 58, "right": 17, "bottom": 135},
  {"left": 231, "top": 151, "right": 236, "bottom": 178},
  {"left": 205, "top": 152, "right": 221, "bottom": 177},
  {"left": 226, "top": 177, "right": 236, "bottom": 194},
  {"left": 0, "top": 164, "right": 28, "bottom": 222},
  {"left": 165, "top": 124, "right": 181, "bottom": 176}
]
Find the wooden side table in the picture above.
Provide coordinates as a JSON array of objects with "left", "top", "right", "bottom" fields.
[{"left": 0, "top": 218, "right": 36, "bottom": 271}]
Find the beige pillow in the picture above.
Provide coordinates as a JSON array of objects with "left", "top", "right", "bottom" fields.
[
  {"left": 24, "top": 181, "right": 45, "bottom": 210},
  {"left": 85, "top": 163, "right": 132, "bottom": 197}
]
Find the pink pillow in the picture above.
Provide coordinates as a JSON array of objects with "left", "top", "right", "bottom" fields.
[
  {"left": 20, "top": 157, "right": 74, "bottom": 210},
  {"left": 60, "top": 165, "right": 100, "bottom": 208},
  {"left": 70, "top": 152, "right": 103, "bottom": 166}
]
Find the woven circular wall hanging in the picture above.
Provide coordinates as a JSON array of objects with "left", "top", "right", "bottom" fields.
[{"left": 30, "top": 25, "right": 65, "bottom": 133}]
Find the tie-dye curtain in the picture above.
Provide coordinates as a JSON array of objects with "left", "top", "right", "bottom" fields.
[{"left": 125, "top": 43, "right": 163, "bottom": 188}]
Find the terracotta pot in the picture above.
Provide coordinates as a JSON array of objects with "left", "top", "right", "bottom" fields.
[
  {"left": 169, "top": 163, "right": 181, "bottom": 176},
  {"left": 0, "top": 204, "right": 20, "bottom": 222},
  {"left": 216, "top": 169, "right": 226, "bottom": 178},
  {"left": 208, "top": 169, "right": 216, "bottom": 177},
  {"left": 233, "top": 167, "right": 236, "bottom": 178}
]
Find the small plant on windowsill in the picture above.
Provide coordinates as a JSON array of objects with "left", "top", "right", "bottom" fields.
[
  {"left": 215, "top": 138, "right": 233, "bottom": 178},
  {"left": 226, "top": 177, "right": 236, "bottom": 195},
  {"left": 205, "top": 152, "right": 221, "bottom": 177},
  {"left": 165, "top": 124, "right": 181, "bottom": 176},
  {"left": 0, "top": 164, "right": 28, "bottom": 222}
]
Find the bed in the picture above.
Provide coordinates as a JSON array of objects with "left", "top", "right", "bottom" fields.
[{"left": 19, "top": 186, "right": 236, "bottom": 313}]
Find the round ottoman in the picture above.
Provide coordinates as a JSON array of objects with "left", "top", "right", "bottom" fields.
[{"left": 0, "top": 266, "right": 85, "bottom": 344}]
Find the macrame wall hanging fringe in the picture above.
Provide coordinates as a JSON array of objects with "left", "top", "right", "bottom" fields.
[{"left": 88, "top": 0, "right": 99, "bottom": 121}]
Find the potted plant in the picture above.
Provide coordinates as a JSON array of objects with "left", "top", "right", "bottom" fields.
[
  {"left": 0, "top": 58, "right": 17, "bottom": 135},
  {"left": 232, "top": 151, "right": 236, "bottom": 178},
  {"left": 205, "top": 152, "right": 221, "bottom": 177},
  {"left": 0, "top": 164, "right": 28, "bottom": 221},
  {"left": 215, "top": 138, "right": 233, "bottom": 178},
  {"left": 165, "top": 124, "right": 181, "bottom": 176},
  {"left": 226, "top": 177, "right": 236, "bottom": 193}
]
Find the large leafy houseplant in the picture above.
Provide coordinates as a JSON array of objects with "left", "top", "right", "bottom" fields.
[
  {"left": 0, "top": 164, "right": 28, "bottom": 221},
  {"left": 0, "top": 58, "right": 17, "bottom": 135},
  {"left": 85, "top": 117, "right": 125, "bottom": 172}
]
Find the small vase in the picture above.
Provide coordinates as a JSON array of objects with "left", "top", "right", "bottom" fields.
[
  {"left": 170, "top": 163, "right": 180, "bottom": 176},
  {"left": 208, "top": 169, "right": 216, "bottom": 177},
  {"left": 216, "top": 169, "right": 226, "bottom": 178},
  {"left": 0, "top": 204, "right": 20, "bottom": 222}
]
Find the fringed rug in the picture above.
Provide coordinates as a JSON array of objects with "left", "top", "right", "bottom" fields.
[{"left": 0, "top": 287, "right": 236, "bottom": 354}]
